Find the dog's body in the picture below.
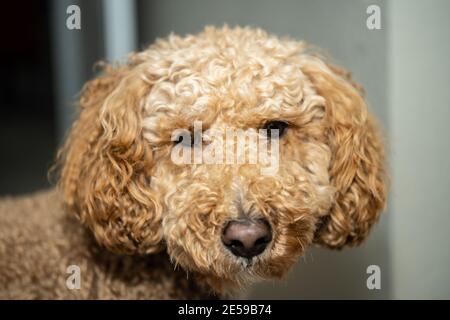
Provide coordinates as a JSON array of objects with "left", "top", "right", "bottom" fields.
[
  {"left": 0, "top": 26, "right": 387, "bottom": 299},
  {"left": 0, "top": 189, "right": 218, "bottom": 299}
]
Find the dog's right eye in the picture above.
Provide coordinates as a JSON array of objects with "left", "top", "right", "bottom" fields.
[{"left": 173, "top": 131, "right": 199, "bottom": 147}]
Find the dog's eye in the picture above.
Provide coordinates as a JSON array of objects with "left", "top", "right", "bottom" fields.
[
  {"left": 262, "top": 121, "right": 288, "bottom": 139},
  {"left": 174, "top": 131, "right": 200, "bottom": 147}
]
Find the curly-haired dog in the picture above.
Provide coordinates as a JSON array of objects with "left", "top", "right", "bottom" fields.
[{"left": 0, "top": 26, "right": 387, "bottom": 299}]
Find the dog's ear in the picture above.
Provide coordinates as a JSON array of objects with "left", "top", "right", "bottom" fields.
[
  {"left": 57, "top": 62, "right": 163, "bottom": 254},
  {"left": 300, "top": 55, "right": 387, "bottom": 248}
]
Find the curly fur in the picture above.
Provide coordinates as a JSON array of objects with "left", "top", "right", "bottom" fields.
[
  {"left": 1, "top": 26, "right": 387, "bottom": 298},
  {"left": 0, "top": 190, "right": 218, "bottom": 299}
]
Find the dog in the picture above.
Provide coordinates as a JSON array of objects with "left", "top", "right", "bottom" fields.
[{"left": 0, "top": 26, "right": 387, "bottom": 299}]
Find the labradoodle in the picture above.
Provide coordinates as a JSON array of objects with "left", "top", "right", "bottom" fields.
[{"left": 0, "top": 26, "right": 387, "bottom": 299}]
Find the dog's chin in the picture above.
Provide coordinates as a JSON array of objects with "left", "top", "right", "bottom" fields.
[
  {"left": 168, "top": 241, "right": 304, "bottom": 288},
  {"left": 214, "top": 260, "right": 295, "bottom": 289},
  {"left": 205, "top": 252, "right": 301, "bottom": 287}
]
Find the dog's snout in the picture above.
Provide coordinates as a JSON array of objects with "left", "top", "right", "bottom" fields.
[{"left": 221, "top": 219, "right": 272, "bottom": 259}]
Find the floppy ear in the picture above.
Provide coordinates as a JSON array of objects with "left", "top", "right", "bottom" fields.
[
  {"left": 301, "top": 55, "right": 387, "bottom": 248},
  {"left": 57, "top": 63, "right": 163, "bottom": 254}
]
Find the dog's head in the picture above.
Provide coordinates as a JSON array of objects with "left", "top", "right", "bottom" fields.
[{"left": 58, "top": 26, "right": 386, "bottom": 291}]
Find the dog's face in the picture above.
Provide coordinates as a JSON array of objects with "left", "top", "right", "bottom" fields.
[{"left": 58, "top": 27, "right": 386, "bottom": 291}]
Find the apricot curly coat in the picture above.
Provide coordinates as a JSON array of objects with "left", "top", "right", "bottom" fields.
[{"left": 0, "top": 26, "right": 387, "bottom": 299}]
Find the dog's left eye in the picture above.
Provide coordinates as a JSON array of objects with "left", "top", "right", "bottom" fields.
[{"left": 262, "top": 121, "right": 289, "bottom": 139}]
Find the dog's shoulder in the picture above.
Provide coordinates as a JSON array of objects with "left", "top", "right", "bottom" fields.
[
  {"left": 0, "top": 188, "right": 80, "bottom": 298},
  {"left": 0, "top": 188, "right": 67, "bottom": 248},
  {"left": 0, "top": 190, "right": 220, "bottom": 299}
]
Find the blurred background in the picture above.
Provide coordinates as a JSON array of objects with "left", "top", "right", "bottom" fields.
[{"left": 0, "top": 0, "right": 449, "bottom": 299}]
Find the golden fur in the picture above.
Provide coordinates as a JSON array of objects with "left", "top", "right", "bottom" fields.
[
  {"left": 1, "top": 26, "right": 387, "bottom": 298},
  {"left": 0, "top": 189, "right": 218, "bottom": 299}
]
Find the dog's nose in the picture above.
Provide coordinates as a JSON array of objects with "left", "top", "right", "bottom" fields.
[{"left": 222, "top": 219, "right": 272, "bottom": 259}]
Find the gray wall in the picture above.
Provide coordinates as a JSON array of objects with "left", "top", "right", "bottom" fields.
[
  {"left": 389, "top": 0, "right": 450, "bottom": 299},
  {"left": 51, "top": 0, "right": 104, "bottom": 139},
  {"left": 138, "top": 0, "right": 389, "bottom": 299}
]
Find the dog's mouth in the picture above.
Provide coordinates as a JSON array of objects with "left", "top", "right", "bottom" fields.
[
  {"left": 222, "top": 240, "right": 276, "bottom": 280},
  {"left": 237, "top": 255, "right": 270, "bottom": 273},
  {"left": 166, "top": 215, "right": 306, "bottom": 282}
]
